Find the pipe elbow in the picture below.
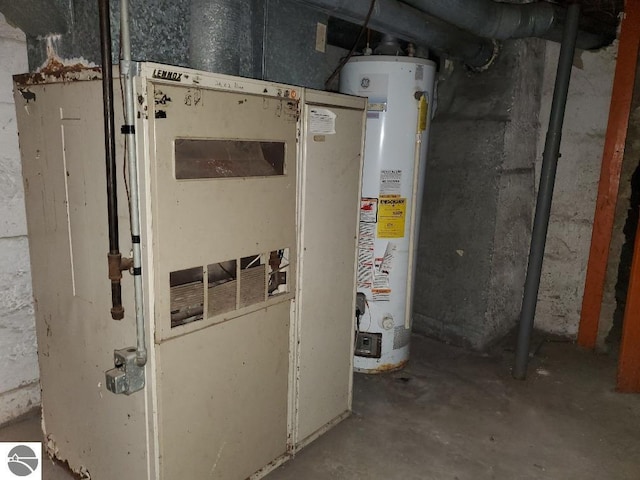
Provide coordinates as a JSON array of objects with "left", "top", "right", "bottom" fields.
[
  {"left": 467, "top": 39, "right": 500, "bottom": 71},
  {"left": 136, "top": 349, "right": 148, "bottom": 367}
]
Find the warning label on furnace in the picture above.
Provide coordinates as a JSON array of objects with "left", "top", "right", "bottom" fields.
[
  {"left": 377, "top": 197, "right": 406, "bottom": 238},
  {"left": 309, "top": 108, "right": 336, "bottom": 135}
]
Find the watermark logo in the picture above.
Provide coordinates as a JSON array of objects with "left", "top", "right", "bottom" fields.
[{"left": 0, "top": 443, "right": 41, "bottom": 479}]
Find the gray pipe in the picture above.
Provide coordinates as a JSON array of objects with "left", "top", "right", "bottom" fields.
[
  {"left": 294, "top": 0, "right": 497, "bottom": 69},
  {"left": 121, "top": 0, "right": 147, "bottom": 368},
  {"left": 401, "top": 0, "right": 612, "bottom": 50},
  {"left": 512, "top": 3, "right": 581, "bottom": 380}
]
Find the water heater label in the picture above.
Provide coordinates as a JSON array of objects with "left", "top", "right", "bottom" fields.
[
  {"left": 309, "top": 108, "right": 336, "bottom": 134},
  {"left": 377, "top": 198, "right": 406, "bottom": 238},
  {"left": 360, "top": 198, "right": 378, "bottom": 223},
  {"left": 380, "top": 169, "right": 402, "bottom": 196},
  {"left": 357, "top": 222, "right": 376, "bottom": 288}
]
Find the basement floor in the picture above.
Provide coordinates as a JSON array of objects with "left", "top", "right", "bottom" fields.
[{"left": 1, "top": 334, "right": 638, "bottom": 479}]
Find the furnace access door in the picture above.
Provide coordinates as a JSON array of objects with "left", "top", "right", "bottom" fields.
[{"left": 150, "top": 82, "right": 298, "bottom": 478}]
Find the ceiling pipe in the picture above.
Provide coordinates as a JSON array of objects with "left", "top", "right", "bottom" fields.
[
  {"left": 294, "top": 0, "right": 498, "bottom": 69},
  {"left": 400, "top": 0, "right": 615, "bottom": 50}
]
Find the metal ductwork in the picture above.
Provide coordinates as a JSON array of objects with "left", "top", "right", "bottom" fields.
[
  {"left": 189, "top": 0, "right": 254, "bottom": 76},
  {"left": 294, "top": 0, "right": 498, "bottom": 69},
  {"left": 0, "top": 0, "right": 69, "bottom": 36},
  {"left": 400, "top": 0, "right": 615, "bottom": 50}
]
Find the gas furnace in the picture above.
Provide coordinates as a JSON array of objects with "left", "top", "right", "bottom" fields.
[{"left": 13, "top": 63, "right": 365, "bottom": 479}]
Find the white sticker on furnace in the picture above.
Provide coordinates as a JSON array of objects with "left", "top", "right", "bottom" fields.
[
  {"left": 380, "top": 169, "right": 402, "bottom": 196},
  {"left": 309, "top": 108, "right": 336, "bottom": 135}
]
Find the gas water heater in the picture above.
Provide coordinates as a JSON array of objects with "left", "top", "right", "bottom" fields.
[
  {"left": 14, "top": 63, "right": 366, "bottom": 479},
  {"left": 340, "top": 56, "right": 436, "bottom": 373}
]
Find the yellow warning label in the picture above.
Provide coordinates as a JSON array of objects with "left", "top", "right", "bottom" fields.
[{"left": 377, "top": 197, "right": 406, "bottom": 238}]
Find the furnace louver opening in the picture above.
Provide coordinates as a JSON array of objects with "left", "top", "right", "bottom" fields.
[
  {"left": 174, "top": 139, "right": 285, "bottom": 179},
  {"left": 170, "top": 266, "right": 204, "bottom": 327},
  {"left": 208, "top": 260, "right": 237, "bottom": 317},
  {"left": 170, "top": 249, "right": 290, "bottom": 329}
]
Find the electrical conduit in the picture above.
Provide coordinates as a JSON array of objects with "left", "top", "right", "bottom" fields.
[{"left": 120, "top": 0, "right": 147, "bottom": 367}]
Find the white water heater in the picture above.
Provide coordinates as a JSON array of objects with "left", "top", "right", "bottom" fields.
[{"left": 340, "top": 55, "right": 436, "bottom": 373}]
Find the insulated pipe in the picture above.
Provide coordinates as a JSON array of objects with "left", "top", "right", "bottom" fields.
[
  {"left": 98, "top": 0, "right": 125, "bottom": 321},
  {"left": 294, "top": 0, "right": 497, "bottom": 69},
  {"left": 401, "top": 0, "right": 614, "bottom": 50},
  {"left": 121, "top": 0, "right": 147, "bottom": 367},
  {"left": 513, "top": 3, "right": 581, "bottom": 380}
]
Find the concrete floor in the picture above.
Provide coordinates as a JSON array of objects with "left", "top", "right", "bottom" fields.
[{"left": 1, "top": 334, "right": 639, "bottom": 479}]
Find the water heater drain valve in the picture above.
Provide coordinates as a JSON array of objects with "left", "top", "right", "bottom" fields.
[{"left": 105, "top": 347, "right": 145, "bottom": 395}]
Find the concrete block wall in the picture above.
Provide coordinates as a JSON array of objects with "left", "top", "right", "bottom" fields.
[
  {"left": 0, "top": 14, "right": 40, "bottom": 425},
  {"left": 414, "top": 38, "right": 616, "bottom": 348},
  {"left": 536, "top": 43, "right": 616, "bottom": 337},
  {"left": 414, "top": 39, "right": 545, "bottom": 349}
]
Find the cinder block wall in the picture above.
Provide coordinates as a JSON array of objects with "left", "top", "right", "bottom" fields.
[
  {"left": 0, "top": 14, "right": 39, "bottom": 425},
  {"left": 536, "top": 43, "right": 616, "bottom": 338},
  {"left": 414, "top": 39, "right": 545, "bottom": 349}
]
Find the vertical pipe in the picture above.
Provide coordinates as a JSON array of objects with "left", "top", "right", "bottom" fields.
[
  {"left": 98, "top": 0, "right": 124, "bottom": 320},
  {"left": 120, "top": 0, "right": 147, "bottom": 367},
  {"left": 404, "top": 94, "right": 425, "bottom": 329},
  {"left": 513, "top": 3, "right": 581, "bottom": 380}
]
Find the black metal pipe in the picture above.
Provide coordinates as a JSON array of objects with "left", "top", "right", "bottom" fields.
[
  {"left": 99, "top": 0, "right": 124, "bottom": 320},
  {"left": 513, "top": 3, "right": 581, "bottom": 380}
]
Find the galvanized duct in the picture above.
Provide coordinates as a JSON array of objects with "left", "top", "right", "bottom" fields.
[
  {"left": 294, "top": 0, "right": 498, "bottom": 69},
  {"left": 189, "top": 0, "right": 254, "bottom": 76},
  {"left": 0, "top": 0, "right": 69, "bottom": 36},
  {"left": 400, "top": 0, "right": 615, "bottom": 50}
]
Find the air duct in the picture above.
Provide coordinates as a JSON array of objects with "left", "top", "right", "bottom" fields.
[
  {"left": 294, "top": 0, "right": 498, "bottom": 69},
  {"left": 0, "top": 0, "right": 69, "bottom": 37},
  {"left": 401, "top": 0, "right": 615, "bottom": 50},
  {"left": 189, "top": 0, "right": 254, "bottom": 75}
]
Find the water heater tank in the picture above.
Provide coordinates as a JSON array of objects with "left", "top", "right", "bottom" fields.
[{"left": 340, "top": 55, "right": 436, "bottom": 373}]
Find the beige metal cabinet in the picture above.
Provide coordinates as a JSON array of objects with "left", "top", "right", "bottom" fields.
[{"left": 13, "top": 63, "right": 366, "bottom": 479}]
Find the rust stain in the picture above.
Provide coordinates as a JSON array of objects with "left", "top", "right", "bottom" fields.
[
  {"left": 368, "top": 359, "right": 408, "bottom": 374},
  {"left": 14, "top": 58, "right": 101, "bottom": 86}
]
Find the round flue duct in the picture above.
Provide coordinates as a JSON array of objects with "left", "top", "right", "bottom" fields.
[{"left": 189, "top": 0, "right": 254, "bottom": 75}]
